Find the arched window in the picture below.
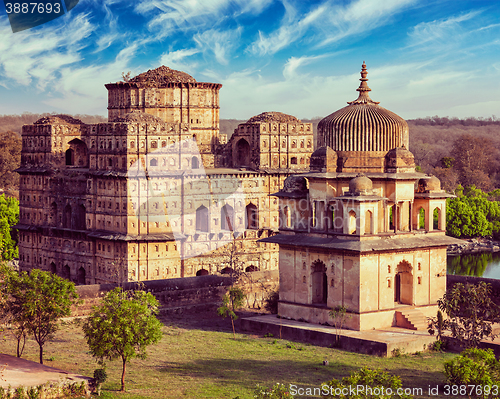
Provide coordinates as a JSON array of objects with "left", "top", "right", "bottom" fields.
[
  {"left": 50, "top": 262, "right": 57, "bottom": 274},
  {"left": 63, "top": 204, "right": 72, "bottom": 228},
  {"left": 245, "top": 203, "right": 258, "bottom": 229},
  {"left": 63, "top": 265, "right": 71, "bottom": 281},
  {"left": 196, "top": 205, "right": 209, "bottom": 232},
  {"left": 235, "top": 139, "right": 250, "bottom": 167},
  {"left": 150, "top": 158, "right": 158, "bottom": 167},
  {"left": 291, "top": 157, "right": 297, "bottom": 165},
  {"left": 221, "top": 204, "right": 234, "bottom": 231},
  {"left": 349, "top": 210, "right": 356, "bottom": 234},
  {"left": 283, "top": 206, "right": 292, "bottom": 228},
  {"left": 65, "top": 149, "right": 74, "bottom": 166},
  {"left": 311, "top": 260, "right": 327, "bottom": 304},
  {"left": 196, "top": 269, "right": 209, "bottom": 276},
  {"left": 433, "top": 207, "right": 440, "bottom": 230},
  {"left": 418, "top": 208, "right": 425, "bottom": 229},
  {"left": 192, "top": 156, "right": 199, "bottom": 169},
  {"left": 365, "top": 210, "right": 372, "bottom": 235}
]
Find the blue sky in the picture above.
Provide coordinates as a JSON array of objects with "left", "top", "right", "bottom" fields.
[{"left": 0, "top": 0, "right": 499, "bottom": 121}]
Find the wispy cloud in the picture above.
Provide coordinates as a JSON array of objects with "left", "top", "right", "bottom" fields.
[
  {"left": 194, "top": 27, "right": 242, "bottom": 65},
  {"left": 159, "top": 48, "right": 200, "bottom": 72},
  {"left": 283, "top": 54, "right": 328, "bottom": 80},
  {"left": 135, "top": 0, "right": 270, "bottom": 38},
  {"left": 0, "top": 13, "right": 93, "bottom": 89},
  {"left": 249, "top": 0, "right": 416, "bottom": 55}
]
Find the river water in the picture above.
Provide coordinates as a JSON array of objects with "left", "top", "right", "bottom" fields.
[{"left": 447, "top": 252, "right": 500, "bottom": 279}]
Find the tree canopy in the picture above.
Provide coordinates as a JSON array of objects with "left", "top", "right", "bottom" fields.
[
  {"left": 0, "top": 267, "right": 79, "bottom": 363},
  {"left": 0, "top": 194, "right": 18, "bottom": 260},
  {"left": 446, "top": 186, "right": 500, "bottom": 238},
  {"left": 83, "top": 288, "right": 163, "bottom": 391}
]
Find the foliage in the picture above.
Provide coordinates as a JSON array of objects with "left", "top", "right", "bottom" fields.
[
  {"left": 322, "top": 367, "right": 413, "bottom": 399},
  {"left": 264, "top": 290, "right": 279, "bottom": 314},
  {"left": 0, "top": 132, "right": 21, "bottom": 190},
  {"left": 0, "top": 267, "right": 79, "bottom": 363},
  {"left": 217, "top": 286, "right": 246, "bottom": 339},
  {"left": 444, "top": 348, "right": 500, "bottom": 394},
  {"left": 0, "top": 194, "right": 18, "bottom": 260},
  {"left": 427, "top": 310, "right": 449, "bottom": 345},
  {"left": 329, "top": 305, "right": 351, "bottom": 347},
  {"left": 83, "top": 288, "right": 163, "bottom": 391},
  {"left": 254, "top": 383, "right": 295, "bottom": 398},
  {"left": 438, "top": 282, "right": 500, "bottom": 348},
  {"left": 446, "top": 185, "right": 500, "bottom": 238}
]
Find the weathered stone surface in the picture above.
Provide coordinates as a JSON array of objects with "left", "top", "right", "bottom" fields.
[
  {"left": 247, "top": 111, "right": 301, "bottom": 124},
  {"left": 34, "top": 114, "right": 84, "bottom": 125},
  {"left": 128, "top": 65, "right": 196, "bottom": 86}
]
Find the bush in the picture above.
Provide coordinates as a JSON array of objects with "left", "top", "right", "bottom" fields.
[
  {"left": 254, "top": 383, "right": 294, "bottom": 398},
  {"left": 264, "top": 290, "right": 279, "bottom": 314},
  {"left": 322, "top": 367, "right": 413, "bottom": 399},
  {"left": 444, "top": 348, "right": 500, "bottom": 388}
]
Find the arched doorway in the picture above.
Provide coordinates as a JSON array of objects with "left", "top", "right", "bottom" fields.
[
  {"left": 235, "top": 139, "right": 250, "bottom": 167},
  {"left": 311, "top": 260, "right": 327, "bottom": 304},
  {"left": 395, "top": 260, "right": 413, "bottom": 305},
  {"left": 77, "top": 267, "right": 86, "bottom": 285},
  {"left": 196, "top": 269, "right": 209, "bottom": 276},
  {"left": 221, "top": 204, "right": 234, "bottom": 231},
  {"left": 63, "top": 265, "right": 71, "bottom": 281},
  {"left": 50, "top": 262, "right": 56, "bottom": 275}
]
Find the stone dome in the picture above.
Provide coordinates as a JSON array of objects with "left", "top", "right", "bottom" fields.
[
  {"left": 283, "top": 175, "right": 308, "bottom": 193},
  {"left": 247, "top": 112, "right": 301, "bottom": 124},
  {"left": 34, "top": 115, "right": 84, "bottom": 125},
  {"left": 317, "top": 62, "right": 408, "bottom": 152},
  {"left": 128, "top": 66, "right": 196, "bottom": 87},
  {"left": 113, "top": 110, "right": 164, "bottom": 124},
  {"left": 309, "top": 146, "right": 337, "bottom": 173},
  {"left": 349, "top": 174, "right": 373, "bottom": 196},
  {"left": 417, "top": 176, "right": 441, "bottom": 193}
]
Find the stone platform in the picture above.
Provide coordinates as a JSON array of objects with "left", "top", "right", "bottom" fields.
[
  {"left": 241, "top": 314, "right": 437, "bottom": 357},
  {"left": 0, "top": 354, "right": 92, "bottom": 392}
]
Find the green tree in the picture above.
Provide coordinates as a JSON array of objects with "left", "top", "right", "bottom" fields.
[
  {"left": 4, "top": 268, "right": 79, "bottom": 363},
  {"left": 0, "top": 194, "right": 18, "bottom": 260},
  {"left": 329, "top": 305, "right": 351, "bottom": 347},
  {"left": 438, "top": 282, "right": 500, "bottom": 348},
  {"left": 217, "top": 286, "right": 245, "bottom": 339},
  {"left": 0, "top": 131, "right": 21, "bottom": 189},
  {"left": 0, "top": 263, "right": 29, "bottom": 357},
  {"left": 444, "top": 348, "right": 500, "bottom": 389},
  {"left": 83, "top": 288, "right": 163, "bottom": 391}
]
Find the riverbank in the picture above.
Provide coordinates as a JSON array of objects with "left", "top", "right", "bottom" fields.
[{"left": 448, "top": 238, "right": 500, "bottom": 255}]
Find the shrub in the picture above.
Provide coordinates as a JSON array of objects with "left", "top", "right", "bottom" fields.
[
  {"left": 444, "top": 348, "right": 500, "bottom": 388},
  {"left": 264, "top": 290, "right": 279, "bottom": 314},
  {"left": 322, "top": 367, "right": 413, "bottom": 399},
  {"left": 254, "top": 383, "right": 294, "bottom": 398}
]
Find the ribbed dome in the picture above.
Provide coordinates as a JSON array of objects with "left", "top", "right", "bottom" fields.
[{"left": 317, "top": 62, "right": 409, "bottom": 152}]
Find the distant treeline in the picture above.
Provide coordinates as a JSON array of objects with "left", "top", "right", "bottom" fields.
[
  {"left": 0, "top": 112, "right": 107, "bottom": 134},
  {"left": 1, "top": 113, "right": 500, "bottom": 192}
]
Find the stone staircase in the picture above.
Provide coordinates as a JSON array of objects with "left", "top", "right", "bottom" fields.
[{"left": 396, "top": 308, "right": 428, "bottom": 331}]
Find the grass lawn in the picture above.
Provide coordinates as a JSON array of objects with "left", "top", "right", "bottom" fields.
[{"left": 1, "top": 310, "right": 456, "bottom": 398}]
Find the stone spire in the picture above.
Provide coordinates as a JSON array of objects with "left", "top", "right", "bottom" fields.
[{"left": 348, "top": 61, "right": 380, "bottom": 105}]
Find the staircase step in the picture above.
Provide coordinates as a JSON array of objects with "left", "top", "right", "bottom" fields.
[{"left": 396, "top": 309, "right": 428, "bottom": 331}]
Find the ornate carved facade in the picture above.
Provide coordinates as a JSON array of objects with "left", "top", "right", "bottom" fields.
[{"left": 16, "top": 66, "right": 313, "bottom": 284}]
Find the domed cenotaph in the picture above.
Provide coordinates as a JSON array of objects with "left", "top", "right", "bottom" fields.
[{"left": 261, "top": 63, "right": 463, "bottom": 331}]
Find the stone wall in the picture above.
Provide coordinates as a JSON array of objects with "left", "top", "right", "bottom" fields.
[{"left": 72, "top": 270, "right": 278, "bottom": 317}]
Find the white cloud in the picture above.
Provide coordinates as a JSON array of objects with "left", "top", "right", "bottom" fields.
[
  {"left": 248, "top": 0, "right": 416, "bottom": 55},
  {"left": 407, "top": 10, "right": 481, "bottom": 50},
  {"left": 159, "top": 48, "right": 200, "bottom": 72},
  {"left": 193, "top": 27, "right": 242, "bottom": 65},
  {"left": 135, "top": 0, "right": 270, "bottom": 38},
  {"left": 283, "top": 54, "right": 327, "bottom": 80},
  {"left": 0, "top": 13, "right": 93, "bottom": 89}
]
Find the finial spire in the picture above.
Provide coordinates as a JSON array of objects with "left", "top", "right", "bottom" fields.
[{"left": 347, "top": 62, "right": 380, "bottom": 105}]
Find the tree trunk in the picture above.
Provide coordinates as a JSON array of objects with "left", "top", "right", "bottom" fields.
[
  {"left": 16, "top": 334, "right": 25, "bottom": 358},
  {"left": 231, "top": 316, "right": 236, "bottom": 339},
  {"left": 39, "top": 344, "right": 43, "bottom": 364},
  {"left": 121, "top": 357, "right": 127, "bottom": 391}
]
